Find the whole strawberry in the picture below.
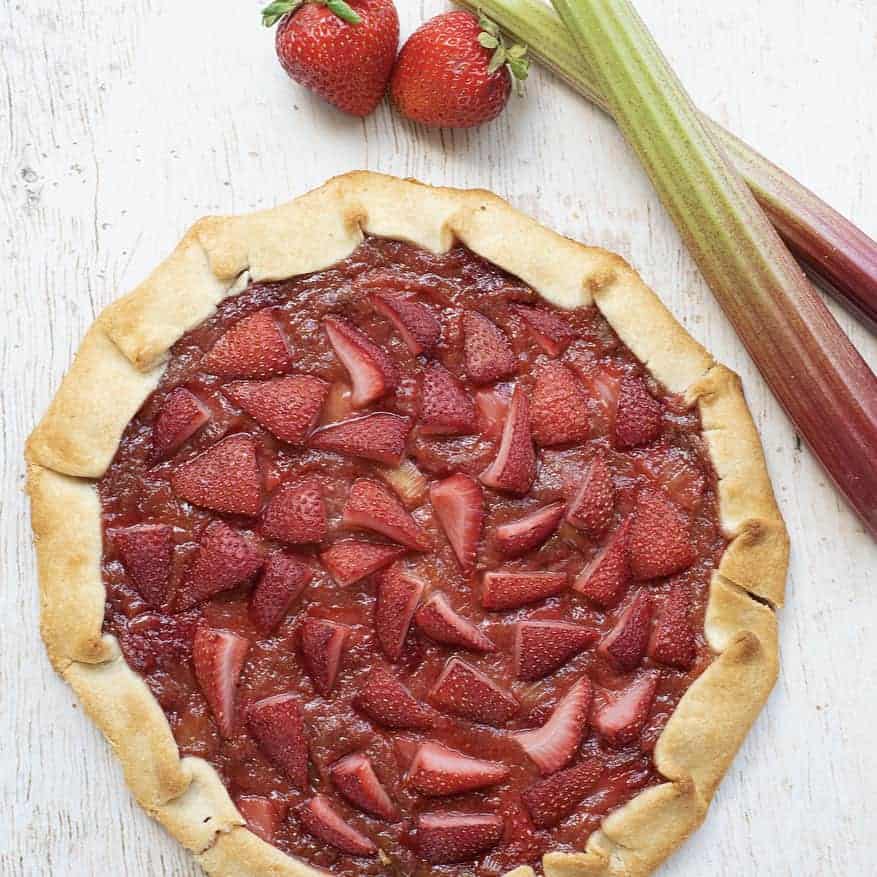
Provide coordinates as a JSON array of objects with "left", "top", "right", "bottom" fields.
[
  {"left": 390, "top": 11, "right": 528, "bottom": 128},
  {"left": 262, "top": 0, "right": 399, "bottom": 117}
]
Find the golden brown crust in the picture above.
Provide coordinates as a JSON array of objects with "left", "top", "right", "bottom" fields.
[{"left": 26, "top": 171, "right": 788, "bottom": 877}]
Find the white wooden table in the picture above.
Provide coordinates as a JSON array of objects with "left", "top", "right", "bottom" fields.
[{"left": 3, "top": 1, "right": 876, "bottom": 874}]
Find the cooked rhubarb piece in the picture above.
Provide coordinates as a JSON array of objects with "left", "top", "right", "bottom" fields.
[
  {"left": 192, "top": 626, "right": 250, "bottom": 739},
  {"left": 246, "top": 693, "right": 309, "bottom": 787},
  {"left": 406, "top": 741, "right": 510, "bottom": 796},
  {"left": 331, "top": 752, "right": 398, "bottom": 821},
  {"left": 514, "top": 620, "right": 598, "bottom": 681},
  {"left": 371, "top": 292, "right": 442, "bottom": 356},
  {"left": 202, "top": 309, "right": 293, "bottom": 378},
  {"left": 462, "top": 310, "right": 516, "bottom": 384},
  {"left": 324, "top": 316, "right": 398, "bottom": 407},
  {"left": 261, "top": 479, "right": 327, "bottom": 544},
  {"left": 342, "top": 477, "right": 430, "bottom": 550},
  {"left": 152, "top": 387, "right": 210, "bottom": 459},
  {"left": 428, "top": 657, "right": 518, "bottom": 725},
  {"left": 429, "top": 473, "right": 483, "bottom": 572}
]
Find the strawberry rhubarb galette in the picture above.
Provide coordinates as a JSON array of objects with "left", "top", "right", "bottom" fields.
[{"left": 27, "top": 172, "right": 787, "bottom": 877}]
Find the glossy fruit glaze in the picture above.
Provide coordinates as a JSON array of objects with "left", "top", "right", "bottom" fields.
[{"left": 99, "top": 236, "right": 727, "bottom": 876}]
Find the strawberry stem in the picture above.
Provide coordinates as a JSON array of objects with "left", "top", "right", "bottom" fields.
[{"left": 261, "top": 0, "right": 361, "bottom": 28}]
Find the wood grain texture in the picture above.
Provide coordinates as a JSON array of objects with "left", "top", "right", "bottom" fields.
[{"left": 2, "top": 1, "right": 875, "bottom": 875}]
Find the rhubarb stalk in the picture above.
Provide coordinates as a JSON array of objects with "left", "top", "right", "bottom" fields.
[
  {"left": 456, "top": 0, "right": 877, "bottom": 330},
  {"left": 544, "top": 0, "right": 877, "bottom": 536}
]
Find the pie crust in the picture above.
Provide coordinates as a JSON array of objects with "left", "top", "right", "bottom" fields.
[{"left": 25, "top": 171, "right": 788, "bottom": 877}]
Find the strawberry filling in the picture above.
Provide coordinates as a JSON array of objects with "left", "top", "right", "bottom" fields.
[{"left": 99, "top": 237, "right": 726, "bottom": 876}]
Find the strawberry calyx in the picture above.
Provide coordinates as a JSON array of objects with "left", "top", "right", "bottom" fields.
[
  {"left": 477, "top": 14, "right": 529, "bottom": 93},
  {"left": 261, "top": 0, "right": 361, "bottom": 29}
]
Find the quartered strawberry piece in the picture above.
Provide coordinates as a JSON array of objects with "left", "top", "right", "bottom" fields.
[
  {"left": 429, "top": 473, "right": 483, "bottom": 573},
  {"left": 479, "top": 385, "right": 536, "bottom": 495},
  {"left": 462, "top": 310, "right": 516, "bottom": 384},
  {"left": 202, "top": 309, "right": 293, "bottom": 379},
  {"left": 627, "top": 488, "right": 696, "bottom": 580},
  {"left": 324, "top": 316, "right": 398, "bottom": 407},
  {"left": 246, "top": 693, "right": 309, "bottom": 787},
  {"left": 428, "top": 657, "right": 518, "bottom": 726},
  {"left": 572, "top": 519, "right": 632, "bottom": 608},
  {"left": 342, "top": 478, "right": 430, "bottom": 550},
  {"left": 262, "top": 478, "right": 327, "bottom": 545},
  {"left": 355, "top": 667, "right": 439, "bottom": 730},
  {"left": 513, "top": 620, "right": 598, "bottom": 681},
  {"left": 111, "top": 523, "right": 174, "bottom": 607},
  {"left": 493, "top": 502, "right": 564, "bottom": 558},
  {"left": 566, "top": 450, "right": 614, "bottom": 538},
  {"left": 371, "top": 292, "right": 442, "bottom": 356},
  {"left": 152, "top": 387, "right": 210, "bottom": 459},
  {"left": 236, "top": 795, "right": 286, "bottom": 844},
  {"left": 301, "top": 617, "right": 350, "bottom": 695},
  {"left": 375, "top": 565, "right": 425, "bottom": 660},
  {"left": 223, "top": 375, "right": 329, "bottom": 445},
  {"left": 192, "top": 625, "right": 250, "bottom": 738},
  {"left": 415, "top": 593, "right": 495, "bottom": 652},
  {"left": 320, "top": 539, "right": 407, "bottom": 587},
  {"left": 296, "top": 795, "right": 377, "bottom": 857},
  {"left": 510, "top": 304, "right": 577, "bottom": 356},
  {"left": 474, "top": 386, "right": 511, "bottom": 440},
  {"left": 593, "top": 672, "right": 659, "bottom": 748},
  {"left": 415, "top": 812, "right": 504, "bottom": 864},
  {"left": 648, "top": 581, "right": 697, "bottom": 670},
  {"left": 511, "top": 676, "right": 592, "bottom": 775},
  {"left": 309, "top": 412, "right": 411, "bottom": 466},
  {"left": 331, "top": 752, "right": 398, "bottom": 821},
  {"left": 419, "top": 361, "right": 477, "bottom": 436},
  {"left": 171, "top": 434, "right": 262, "bottom": 516},
  {"left": 249, "top": 550, "right": 312, "bottom": 634},
  {"left": 613, "top": 375, "right": 663, "bottom": 449},
  {"left": 521, "top": 758, "right": 603, "bottom": 828},
  {"left": 481, "top": 570, "right": 568, "bottom": 611},
  {"left": 530, "top": 362, "right": 590, "bottom": 447},
  {"left": 598, "top": 591, "right": 653, "bottom": 672},
  {"left": 178, "top": 521, "right": 263, "bottom": 611},
  {"left": 406, "top": 741, "right": 510, "bottom": 796}
]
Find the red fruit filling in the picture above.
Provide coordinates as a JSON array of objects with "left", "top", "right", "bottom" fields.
[{"left": 99, "top": 237, "right": 726, "bottom": 876}]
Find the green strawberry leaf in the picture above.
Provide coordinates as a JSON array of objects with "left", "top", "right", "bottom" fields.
[
  {"left": 487, "top": 45, "right": 507, "bottom": 75},
  {"left": 478, "top": 33, "right": 500, "bottom": 49},
  {"left": 325, "top": 0, "right": 362, "bottom": 24},
  {"left": 261, "top": 0, "right": 301, "bottom": 27}
]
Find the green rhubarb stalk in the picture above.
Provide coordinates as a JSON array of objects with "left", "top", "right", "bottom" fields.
[
  {"left": 456, "top": 0, "right": 877, "bottom": 330},
  {"left": 546, "top": 0, "right": 877, "bottom": 536}
]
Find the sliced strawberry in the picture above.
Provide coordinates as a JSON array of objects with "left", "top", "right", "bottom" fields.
[
  {"left": 648, "top": 582, "right": 696, "bottom": 670},
  {"left": 324, "top": 316, "right": 398, "bottom": 407},
  {"left": 296, "top": 795, "right": 376, "bottom": 857},
  {"left": 152, "top": 387, "right": 210, "bottom": 458},
  {"left": 331, "top": 752, "right": 398, "bottom": 821},
  {"left": 406, "top": 742, "right": 510, "bottom": 796},
  {"left": 371, "top": 293, "right": 442, "bottom": 356},
  {"left": 480, "top": 570, "right": 567, "bottom": 611},
  {"left": 249, "top": 550, "right": 312, "bottom": 634},
  {"left": 246, "top": 693, "right": 309, "bottom": 787},
  {"left": 511, "top": 676, "right": 592, "bottom": 775},
  {"left": 493, "top": 502, "right": 564, "bottom": 558},
  {"left": 236, "top": 796, "right": 286, "bottom": 844},
  {"left": 192, "top": 625, "right": 250, "bottom": 738},
  {"left": 261, "top": 478, "right": 327, "bottom": 545},
  {"left": 223, "top": 375, "right": 329, "bottom": 445},
  {"left": 479, "top": 385, "right": 536, "bottom": 495},
  {"left": 111, "top": 523, "right": 173, "bottom": 607},
  {"left": 598, "top": 591, "right": 653, "bottom": 673},
  {"left": 301, "top": 617, "right": 350, "bottom": 695},
  {"left": 419, "top": 361, "right": 477, "bottom": 436},
  {"left": 202, "top": 309, "right": 292, "bottom": 379},
  {"left": 613, "top": 376, "right": 663, "bottom": 449},
  {"left": 429, "top": 473, "right": 483, "bottom": 573},
  {"left": 530, "top": 362, "right": 590, "bottom": 447},
  {"left": 513, "top": 620, "right": 598, "bottom": 681},
  {"left": 428, "top": 657, "right": 518, "bottom": 726},
  {"left": 319, "top": 539, "right": 407, "bottom": 587},
  {"left": 462, "top": 310, "right": 516, "bottom": 384},
  {"left": 572, "top": 519, "right": 632, "bottom": 608},
  {"left": 627, "top": 489, "right": 696, "bottom": 580},
  {"left": 355, "top": 667, "right": 439, "bottom": 730},
  {"left": 593, "top": 673, "right": 659, "bottom": 748},
  {"left": 415, "top": 812, "right": 504, "bottom": 864},
  {"left": 178, "top": 521, "right": 263, "bottom": 611},
  {"left": 375, "top": 565, "right": 425, "bottom": 660},
  {"left": 415, "top": 594, "right": 495, "bottom": 652},
  {"left": 342, "top": 478, "right": 430, "bottom": 550},
  {"left": 474, "top": 386, "right": 511, "bottom": 440},
  {"left": 511, "top": 304, "right": 577, "bottom": 356},
  {"left": 521, "top": 758, "right": 602, "bottom": 828},
  {"left": 566, "top": 450, "right": 614, "bottom": 538},
  {"left": 309, "top": 412, "right": 411, "bottom": 465}
]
